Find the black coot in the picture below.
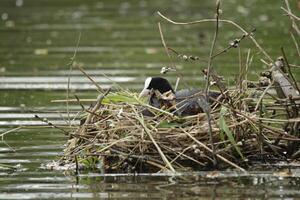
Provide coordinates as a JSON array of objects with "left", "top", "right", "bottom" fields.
[{"left": 139, "top": 77, "right": 220, "bottom": 116}]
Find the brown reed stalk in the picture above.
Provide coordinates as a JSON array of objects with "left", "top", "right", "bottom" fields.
[
  {"left": 180, "top": 127, "right": 246, "bottom": 172},
  {"left": 202, "top": 0, "right": 222, "bottom": 167},
  {"left": 132, "top": 106, "right": 176, "bottom": 173},
  {"left": 77, "top": 65, "right": 104, "bottom": 93}
]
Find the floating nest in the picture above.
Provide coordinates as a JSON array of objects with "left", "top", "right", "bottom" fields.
[
  {"left": 56, "top": 57, "right": 300, "bottom": 173},
  {"left": 54, "top": 1, "right": 300, "bottom": 173}
]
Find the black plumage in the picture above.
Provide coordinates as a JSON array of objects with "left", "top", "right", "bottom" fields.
[{"left": 139, "top": 77, "right": 220, "bottom": 116}]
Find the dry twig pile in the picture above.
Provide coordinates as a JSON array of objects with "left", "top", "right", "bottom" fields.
[{"left": 56, "top": 1, "right": 300, "bottom": 173}]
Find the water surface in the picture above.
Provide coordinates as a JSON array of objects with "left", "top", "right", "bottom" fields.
[{"left": 1, "top": 0, "right": 300, "bottom": 199}]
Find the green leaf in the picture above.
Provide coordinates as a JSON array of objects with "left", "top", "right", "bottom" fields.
[
  {"left": 80, "top": 158, "right": 90, "bottom": 167},
  {"left": 219, "top": 106, "right": 244, "bottom": 159},
  {"left": 157, "top": 120, "right": 182, "bottom": 128},
  {"left": 102, "top": 92, "right": 140, "bottom": 104},
  {"left": 218, "top": 122, "right": 225, "bottom": 142}
]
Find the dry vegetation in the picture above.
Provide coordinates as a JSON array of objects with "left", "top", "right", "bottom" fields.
[{"left": 52, "top": 0, "right": 300, "bottom": 173}]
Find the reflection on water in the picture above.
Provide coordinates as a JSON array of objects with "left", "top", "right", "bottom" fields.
[
  {"left": 0, "top": 0, "right": 299, "bottom": 199},
  {"left": 1, "top": 128, "right": 300, "bottom": 199},
  {"left": 1, "top": 164, "right": 300, "bottom": 199}
]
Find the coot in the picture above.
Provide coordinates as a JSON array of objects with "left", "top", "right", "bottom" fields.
[{"left": 139, "top": 77, "right": 220, "bottom": 116}]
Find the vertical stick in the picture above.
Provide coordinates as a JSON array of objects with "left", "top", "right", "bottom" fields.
[
  {"left": 237, "top": 46, "right": 243, "bottom": 111},
  {"left": 67, "top": 32, "right": 81, "bottom": 126},
  {"left": 290, "top": 33, "right": 300, "bottom": 57},
  {"left": 158, "top": 22, "right": 175, "bottom": 68},
  {"left": 258, "top": 99, "right": 264, "bottom": 153},
  {"left": 204, "top": 0, "right": 221, "bottom": 167},
  {"left": 158, "top": 22, "right": 187, "bottom": 91},
  {"left": 281, "top": 47, "right": 300, "bottom": 94},
  {"left": 174, "top": 77, "right": 180, "bottom": 91}
]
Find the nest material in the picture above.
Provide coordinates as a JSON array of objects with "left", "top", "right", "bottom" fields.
[
  {"left": 52, "top": 0, "right": 300, "bottom": 173},
  {"left": 59, "top": 60, "right": 300, "bottom": 173}
]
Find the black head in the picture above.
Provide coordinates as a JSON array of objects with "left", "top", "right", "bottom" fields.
[{"left": 139, "top": 77, "right": 174, "bottom": 97}]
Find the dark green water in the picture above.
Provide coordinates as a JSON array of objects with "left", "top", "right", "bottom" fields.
[{"left": 0, "top": 0, "right": 300, "bottom": 199}]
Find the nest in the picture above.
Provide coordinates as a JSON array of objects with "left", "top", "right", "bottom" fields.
[
  {"left": 56, "top": 1, "right": 300, "bottom": 173},
  {"left": 58, "top": 58, "right": 300, "bottom": 173}
]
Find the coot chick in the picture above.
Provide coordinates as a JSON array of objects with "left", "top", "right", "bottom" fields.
[{"left": 139, "top": 77, "right": 220, "bottom": 116}]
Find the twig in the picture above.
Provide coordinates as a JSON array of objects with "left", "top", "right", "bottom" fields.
[
  {"left": 164, "top": 145, "right": 205, "bottom": 167},
  {"left": 180, "top": 128, "right": 246, "bottom": 172},
  {"left": 0, "top": 126, "right": 23, "bottom": 139},
  {"left": 157, "top": 11, "right": 273, "bottom": 62},
  {"left": 281, "top": 47, "right": 300, "bottom": 94},
  {"left": 281, "top": 7, "right": 300, "bottom": 21},
  {"left": 290, "top": 32, "right": 300, "bottom": 57},
  {"left": 74, "top": 94, "right": 85, "bottom": 111},
  {"left": 75, "top": 155, "right": 79, "bottom": 175},
  {"left": 51, "top": 99, "right": 96, "bottom": 103},
  {"left": 157, "top": 22, "right": 185, "bottom": 92},
  {"left": 212, "top": 28, "right": 256, "bottom": 59},
  {"left": 132, "top": 106, "right": 176, "bottom": 173},
  {"left": 84, "top": 88, "right": 110, "bottom": 125},
  {"left": 255, "top": 81, "right": 274, "bottom": 111},
  {"left": 158, "top": 22, "right": 175, "bottom": 68},
  {"left": 203, "top": 0, "right": 221, "bottom": 167},
  {"left": 167, "top": 47, "right": 204, "bottom": 62},
  {"left": 283, "top": 0, "right": 300, "bottom": 36},
  {"left": 95, "top": 136, "right": 133, "bottom": 154},
  {"left": 34, "top": 115, "right": 70, "bottom": 135},
  {"left": 77, "top": 65, "right": 104, "bottom": 93},
  {"left": 0, "top": 127, "right": 21, "bottom": 153},
  {"left": 67, "top": 32, "right": 81, "bottom": 126}
]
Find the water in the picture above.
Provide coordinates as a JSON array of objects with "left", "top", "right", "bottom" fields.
[{"left": 1, "top": 0, "right": 300, "bottom": 199}]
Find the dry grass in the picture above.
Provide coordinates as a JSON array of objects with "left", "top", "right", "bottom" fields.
[
  {"left": 57, "top": 71, "right": 299, "bottom": 173},
  {"left": 55, "top": 0, "right": 300, "bottom": 174}
]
